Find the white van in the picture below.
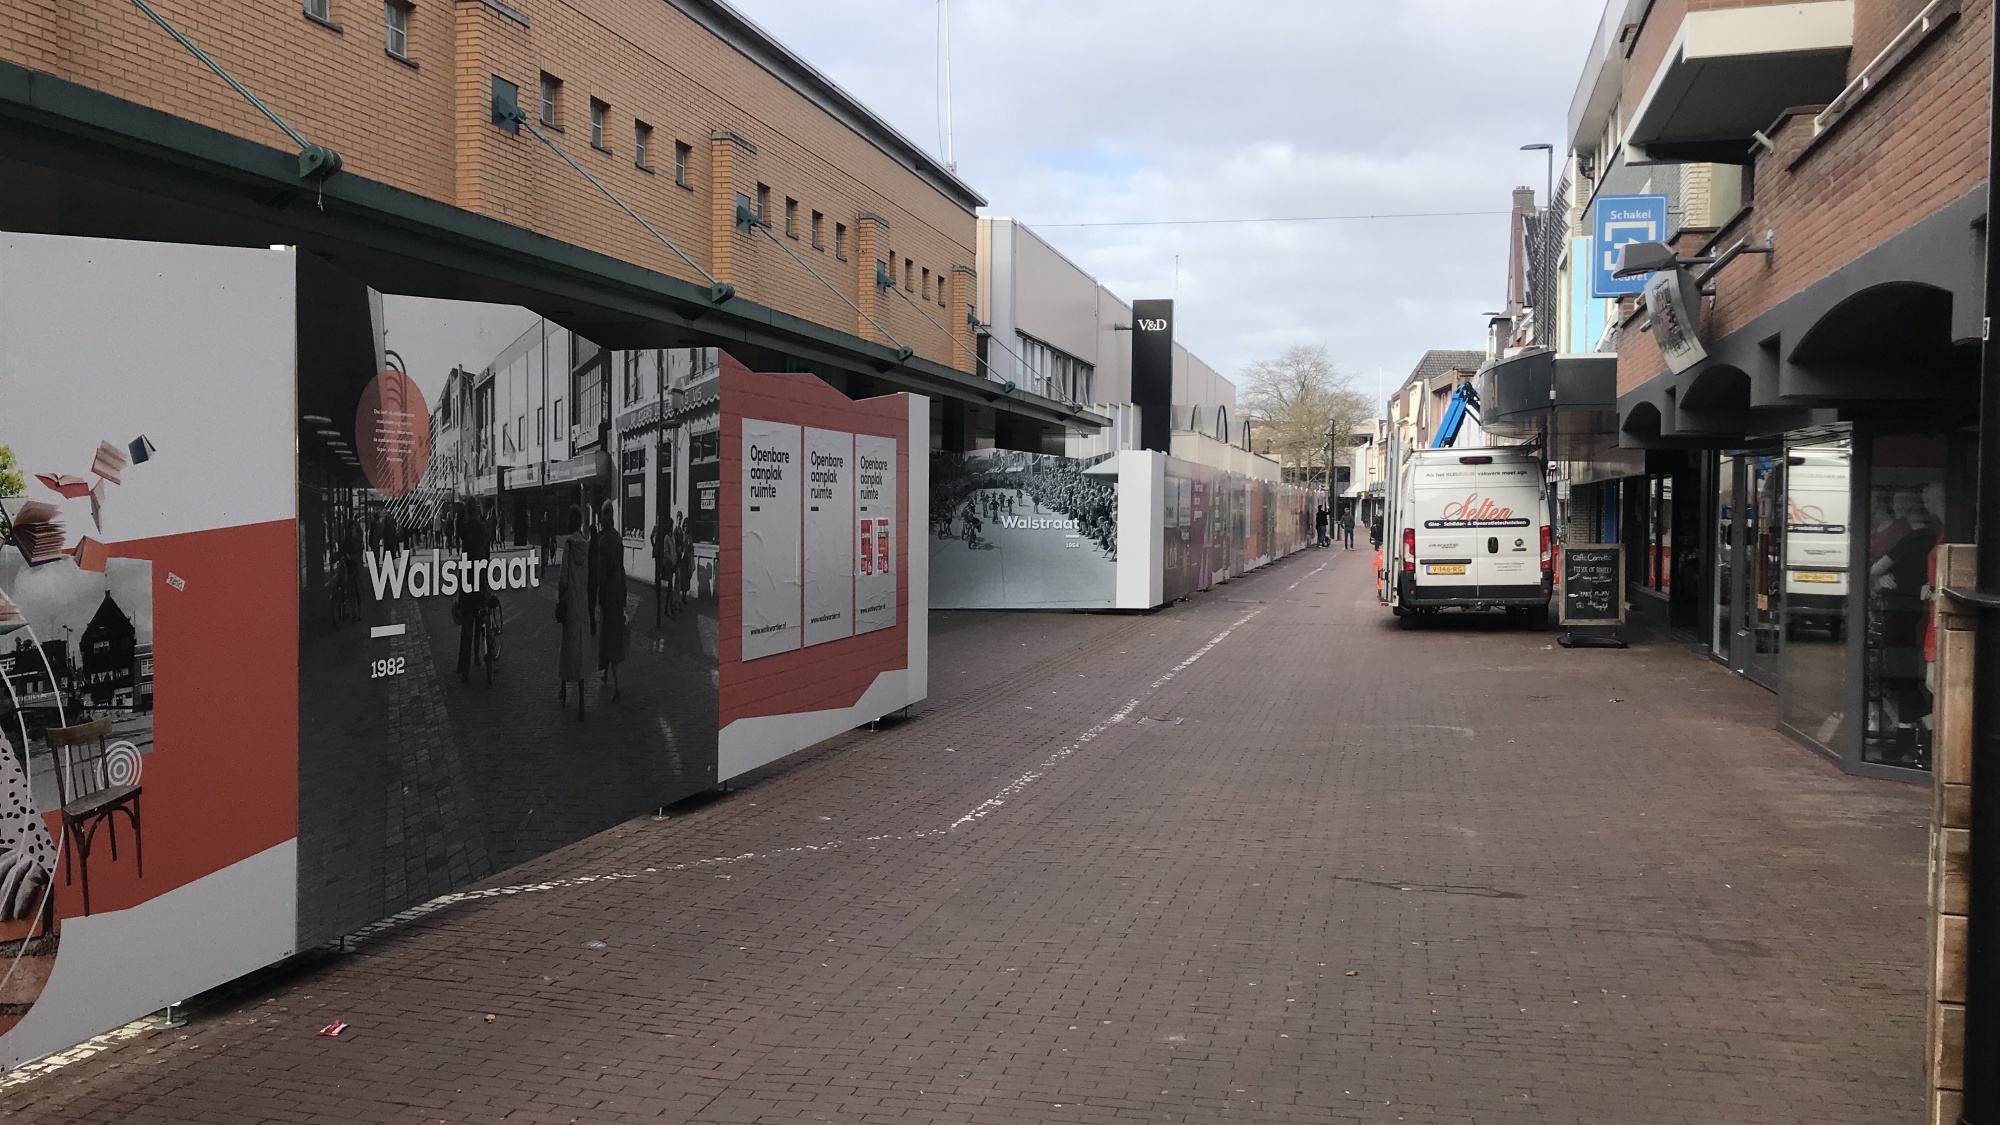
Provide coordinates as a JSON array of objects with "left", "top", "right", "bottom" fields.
[
  {"left": 1382, "top": 447, "right": 1552, "bottom": 625},
  {"left": 1782, "top": 446, "right": 1852, "bottom": 639}
]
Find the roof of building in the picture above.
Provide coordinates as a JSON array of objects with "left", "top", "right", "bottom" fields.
[
  {"left": 1406, "top": 349, "right": 1487, "bottom": 385},
  {"left": 674, "top": 0, "right": 988, "bottom": 214}
]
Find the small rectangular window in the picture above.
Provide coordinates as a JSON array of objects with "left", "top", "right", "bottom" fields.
[
  {"left": 589, "top": 99, "right": 608, "bottom": 150},
  {"left": 633, "top": 121, "right": 652, "bottom": 169},
  {"left": 834, "top": 222, "right": 847, "bottom": 260},
  {"left": 755, "top": 183, "right": 770, "bottom": 223},
  {"left": 784, "top": 198, "right": 799, "bottom": 238},
  {"left": 383, "top": 1, "right": 409, "bottom": 59},
  {"left": 303, "top": 0, "right": 332, "bottom": 23},
  {"left": 810, "top": 211, "right": 825, "bottom": 249},
  {"left": 904, "top": 260, "right": 914, "bottom": 292},
  {"left": 673, "top": 142, "right": 691, "bottom": 186},
  {"left": 940, "top": 270, "right": 949, "bottom": 307},
  {"left": 538, "top": 73, "right": 560, "bottom": 126},
  {"left": 735, "top": 192, "right": 754, "bottom": 230},
  {"left": 921, "top": 268, "right": 931, "bottom": 301}
]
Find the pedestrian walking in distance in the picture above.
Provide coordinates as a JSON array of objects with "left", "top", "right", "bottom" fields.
[
  {"left": 591, "top": 499, "right": 628, "bottom": 703},
  {"left": 1341, "top": 506, "right": 1356, "bottom": 549},
  {"left": 554, "top": 504, "right": 591, "bottom": 718}
]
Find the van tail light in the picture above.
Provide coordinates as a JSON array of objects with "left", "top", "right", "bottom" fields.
[
  {"left": 1539, "top": 525, "right": 1552, "bottom": 569},
  {"left": 1402, "top": 528, "right": 1416, "bottom": 572}
]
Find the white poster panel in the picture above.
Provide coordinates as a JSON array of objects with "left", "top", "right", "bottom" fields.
[
  {"left": 854, "top": 434, "right": 898, "bottom": 634},
  {"left": 803, "top": 428, "right": 855, "bottom": 647},
  {"left": 742, "top": 419, "right": 802, "bottom": 659}
]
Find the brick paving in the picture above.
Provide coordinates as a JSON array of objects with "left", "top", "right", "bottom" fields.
[{"left": 1, "top": 546, "right": 1930, "bottom": 1123}]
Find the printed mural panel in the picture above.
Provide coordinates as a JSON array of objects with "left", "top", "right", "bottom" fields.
[
  {"left": 293, "top": 262, "right": 719, "bottom": 948},
  {"left": 853, "top": 435, "right": 898, "bottom": 635},
  {"left": 0, "top": 233, "right": 298, "bottom": 1066},
  {"left": 740, "top": 419, "right": 803, "bottom": 660},
  {"left": 802, "top": 428, "right": 854, "bottom": 648},
  {"left": 929, "top": 450, "right": 1118, "bottom": 610}
]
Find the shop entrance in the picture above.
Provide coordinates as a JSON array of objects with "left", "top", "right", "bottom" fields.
[{"left": 1711, "top": 450, "right": 1785, "bottom": 691}]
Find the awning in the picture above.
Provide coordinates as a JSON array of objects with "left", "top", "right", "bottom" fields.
[{"left": 1474, "top": 350, "right": 1618, "bottom": 461}]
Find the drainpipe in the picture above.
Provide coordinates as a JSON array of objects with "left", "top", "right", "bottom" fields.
[{"left": 1958, "top": 6, "right": 2000, "bottom": 1120}]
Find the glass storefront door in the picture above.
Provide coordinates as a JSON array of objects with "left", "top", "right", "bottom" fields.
[
  {"left": 1712, "top": 454, "right": 1736, "bottom": 660},
  {"left": 1738, "top": 453, "right": 1785, "bottom": 688},
  {"left": 1862, "top": 435, "right": 1949, "bottom": 770},
  {"left": 1778, "top": 436, "right": 1854, "bottom": 750}
]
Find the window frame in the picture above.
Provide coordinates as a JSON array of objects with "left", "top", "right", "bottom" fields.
[
  {"left": 382, "top": 0, "right": 410, "bottom": 60},
  {"left": 302, "top": 0, "right": 337, "bottom": 27},
  {"left": 755, "top": 183, "right": 770, "bottom": 224},
  {"left": 810, "top": 210, "right": 825, "bottom": 250},
  {"left": 538, "top": 73, "right": 561, "bottom": 128},
  {"left": 673, "top": 142, "right": 692, "bottom": 188},
  {"left": 784, "top": 197, "right": 799, "bottom": 239},
  {"left": 633, "top": 120, "right": 653, "bottom": 170},
  {"left": 588, "top": 98, "right": 610, "bottom": 152}
]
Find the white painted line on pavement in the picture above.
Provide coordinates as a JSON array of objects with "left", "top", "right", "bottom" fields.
[
  {"left": 1287, "top": 561, "right": 1330, "bottom": 591},
  {"left": 950, "top": 607, "right": 1263, "bottom": 829},
  {"left": 0, "top": 604, "right": 1271, "bottom": 1091}
]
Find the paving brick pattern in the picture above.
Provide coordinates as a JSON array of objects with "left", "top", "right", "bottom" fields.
[{"left": 1, "top": 548, "right": 1929, "bottom": 1123}]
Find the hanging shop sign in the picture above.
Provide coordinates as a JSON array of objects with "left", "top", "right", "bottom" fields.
[{"left": 1644, "top": 267, "right": 1708, "bottom": 375}]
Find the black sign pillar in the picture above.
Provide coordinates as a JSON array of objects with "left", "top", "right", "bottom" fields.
[{"left": 1131, "top": 299, "right": 1173, "bottom": 453}]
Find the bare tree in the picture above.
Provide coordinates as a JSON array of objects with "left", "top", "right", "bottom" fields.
[{"left": 1239, "top": 345, "right": 1369, "bottom": 489}]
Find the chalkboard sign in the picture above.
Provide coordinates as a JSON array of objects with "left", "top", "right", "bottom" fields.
[{"left": 1559, "top": 543, "right": 1624, "bottom": 626}]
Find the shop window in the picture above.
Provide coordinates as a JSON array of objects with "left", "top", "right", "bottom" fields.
[
  {"left": 1863, "top": 434, "right": 1952, "bottom": 769},
  {"left": 621, "top": 447, "right": 648, "bottom": 537},
  {"left": 1778, "top": 436, "right": 1854, "bottom": 752}
]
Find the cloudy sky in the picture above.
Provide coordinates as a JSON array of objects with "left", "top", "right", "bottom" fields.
[{"left": 728, "top": 0, "right": 1606, "bottom": 401}]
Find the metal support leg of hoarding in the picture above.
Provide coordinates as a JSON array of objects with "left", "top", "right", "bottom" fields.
[{"left": 1955, "top": 9, "right": 2000, "bottom": 1120}]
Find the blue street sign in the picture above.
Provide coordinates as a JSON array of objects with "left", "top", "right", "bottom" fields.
[{"left": 1590, "top": 194, "right": 1668, "bottom": 298}]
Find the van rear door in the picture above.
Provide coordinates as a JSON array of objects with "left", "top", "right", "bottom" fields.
[
  {"left": 1409, "top": 458, "right": 1480, "bottom": 597},
  {"left": 1415, "top": 457, "right": 1540, "bottom": 597}
]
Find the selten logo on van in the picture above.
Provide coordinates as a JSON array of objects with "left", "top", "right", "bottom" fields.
[{"left": 1425, "top": 493, "right": 1532, "bottom": 529}]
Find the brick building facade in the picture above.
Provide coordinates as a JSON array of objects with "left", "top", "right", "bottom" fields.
[
  {"left": 1506, "top": 4, "right": 1990, "bottom": 1114},
  {"left": 0, "top": 0, "right": 1095, "bottom": 440}
]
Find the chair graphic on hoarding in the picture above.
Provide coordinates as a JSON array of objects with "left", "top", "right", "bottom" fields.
[{"left": 45, "top": 718, "right": 142, "bottom": 916}]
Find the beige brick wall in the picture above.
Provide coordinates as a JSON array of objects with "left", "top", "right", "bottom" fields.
[
  {"left": 1, "top": 0, "right": 977, "bottom": 372},
  {"left": 1617, "top": 0, "right": 1991, "bottom": 395}
]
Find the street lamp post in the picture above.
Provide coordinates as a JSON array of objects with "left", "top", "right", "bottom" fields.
[{"left": 1521, "top": 143, "right": 1554, "bottom": 214}]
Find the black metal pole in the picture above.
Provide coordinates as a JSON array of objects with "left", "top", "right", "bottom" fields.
[{"left": 1960, "top": 6, "right": 2000, "bottom": 1120}]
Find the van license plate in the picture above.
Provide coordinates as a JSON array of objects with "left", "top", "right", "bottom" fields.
[
  {"left": 1793, "top": 570, "right": 1840, "bottom": 583},
  {"left": 1427, "top": 564, "right": 1466, "bottom": 576}
]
